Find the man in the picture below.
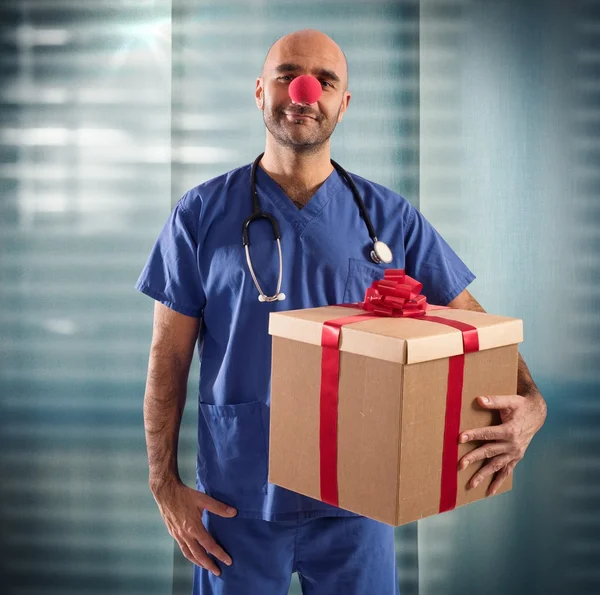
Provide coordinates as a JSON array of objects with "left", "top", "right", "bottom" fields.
[{"left": 136, "top": 29, "right": 547, "bottom": 595}]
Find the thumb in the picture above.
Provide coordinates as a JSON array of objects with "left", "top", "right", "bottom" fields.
[
  {"left": 478, "top": 394, "right": 520, "bottom": 410},
  {"left": 199, "top": 493, "right": 237, "bottom": 518}
]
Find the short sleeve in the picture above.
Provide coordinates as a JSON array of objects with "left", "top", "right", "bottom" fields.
[
  {"left": 404, "top": 205, "right": 476, "bottom": 306},
  {"left": 135, "top": 195, "right": 206, "bottom": 318}
]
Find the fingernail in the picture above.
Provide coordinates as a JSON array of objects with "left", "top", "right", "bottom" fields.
[
  {"left": 461, "top": 460, "right": 468, "bottom": 470},
  {"left": 461, "top": 434, "right": 468, "bottom": 443},
  {"left": 226, "top": 559, "right": 232, "bottom": 566},
  {"left": 226, "top": 507, "right": 237, "bottom": 515},
  {"left": 472, "top": 479, "right": 480, "bottom": 488},
  {"left": 481, "top": 397, "right": 489, "bottom": 404}
]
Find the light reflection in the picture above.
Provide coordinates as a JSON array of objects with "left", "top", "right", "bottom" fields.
[{"left": 108, "top": 19, "right": 171, "bottom": 75}]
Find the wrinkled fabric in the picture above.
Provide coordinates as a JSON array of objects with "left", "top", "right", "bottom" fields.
[
  {"left": 193, "top": 511, "right": 399, "bottom": 595},
  {"left": 136, "top": 162, "right": 476, "bottom": 521}
]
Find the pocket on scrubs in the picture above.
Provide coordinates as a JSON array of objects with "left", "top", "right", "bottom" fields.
[
  {"left": 343, "top": 258, "right": 390, "bottom": 303},
  {"left": 197, "top": 400, "right": 269, "bottom": 508}
]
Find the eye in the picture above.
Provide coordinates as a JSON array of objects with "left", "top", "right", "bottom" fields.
[
  {"left": 320, "top": 80, "right": 333, "bottom": 89},
  {"left": 278, "top": 75, "right": 293, "bottom": 82}
]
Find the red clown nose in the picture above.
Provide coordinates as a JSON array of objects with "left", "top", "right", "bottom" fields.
[{"left": 288, "top": 75, "right": 322, "bottom": 104}]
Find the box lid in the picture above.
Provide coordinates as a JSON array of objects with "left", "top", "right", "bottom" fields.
[{"left": 268, "top": 305, "right": 523, "bottom": 364}]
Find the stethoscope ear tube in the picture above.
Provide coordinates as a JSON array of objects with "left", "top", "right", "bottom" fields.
[
  {"left": 330, "top": 159, "right": 378, "bottom": 244},
  {"left": 331, "top": 159, "right": 393, "bottom": 265},
  {"left": 242, "top": 212, "right": 282, "bottom": 246}
]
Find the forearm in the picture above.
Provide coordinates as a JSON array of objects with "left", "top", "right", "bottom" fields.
[
  {"left": 144, "top": 346, "right": 191, "bottom": 491},
  {"left": 516, "top": 351, "right": 547, "bottom": 430},
  {"left": 517, "top": 351, "right": 538, "bottom": 397},
  {"left": 446, "top": 289, "right": 546, "bottom": 405}
]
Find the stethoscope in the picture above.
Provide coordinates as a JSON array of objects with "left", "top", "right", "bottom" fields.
[
  {"left": 242, "top": 153, "right": 393, "bottom": 302},
  {"left": 242, "top": 75, "right": 393, "bottom": 303}
]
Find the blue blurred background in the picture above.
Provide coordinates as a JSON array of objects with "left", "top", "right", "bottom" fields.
[{"left": 0, "top": 1, "right": 597, "bottom": 594}]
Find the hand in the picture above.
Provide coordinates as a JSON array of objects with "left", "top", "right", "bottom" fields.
[
  {"left": 150, "top": 478, "right": 237, "bottom": 576},
  {"left": 458, "top": 393, "right": 547, "bottom": 496}
]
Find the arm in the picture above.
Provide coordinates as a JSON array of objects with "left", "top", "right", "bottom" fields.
[
  {"left": 447, "top": 289, "right": 545, "bottom": 405},
  {"left": 144, "top": 301, "right": 199, "bottom": 491},
  {"left": 143, "top": 302, "right": 235, "bottom": 574},
  {"left": 446, "top": 289, "right": 547, "bottom": 495}
]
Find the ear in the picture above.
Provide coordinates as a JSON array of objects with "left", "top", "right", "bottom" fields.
[
  {"left": 255, "top": 77, "right": 264, "bottom": 110},
  {"left": 336, "top": 91, "right": 352, "bottom": 123}
]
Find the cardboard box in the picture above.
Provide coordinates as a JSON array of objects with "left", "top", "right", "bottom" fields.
[{"left": 268, "top": 303, "right": 523, "bottom": 526}]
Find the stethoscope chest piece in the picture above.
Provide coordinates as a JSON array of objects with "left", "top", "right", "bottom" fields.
[
  {"left": 258, "top": 291, "right": 286, "bottom": 302},
  {"left": 370, "top": 240, "right": 393, "bottom": 264}
]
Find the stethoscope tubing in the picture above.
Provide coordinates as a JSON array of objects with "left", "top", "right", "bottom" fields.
[{"left": 243, "top": 153, "right": 392, "bottom": 302}]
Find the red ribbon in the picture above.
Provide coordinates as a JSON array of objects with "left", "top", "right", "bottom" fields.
[{"left": 319, "top": 269, "right": 480, "bottom": 514}]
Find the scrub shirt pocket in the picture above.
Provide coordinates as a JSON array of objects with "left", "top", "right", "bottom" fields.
[
  {"left": 197, "top": 400, "right": 269, "bottom": 509},
  {"left": 343, "top": 258, "right": 392, "bottom": 304}
]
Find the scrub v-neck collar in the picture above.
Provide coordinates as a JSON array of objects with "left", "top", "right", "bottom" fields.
[{"left": 254, "top": 163, "right": 343, "bottom": 235}]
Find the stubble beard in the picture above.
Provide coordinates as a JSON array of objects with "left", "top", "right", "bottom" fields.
[{"left": 262, "top": 102, "right": 342, "bottom": 155}]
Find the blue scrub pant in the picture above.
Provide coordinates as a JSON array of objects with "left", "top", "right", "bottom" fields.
[{"left": 193, "top": 511, "right": 399, "bottom": 595}]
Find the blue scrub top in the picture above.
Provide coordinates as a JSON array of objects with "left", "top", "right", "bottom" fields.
[{"left": 136, "top": 162, "right": 476, "bottom": 521}]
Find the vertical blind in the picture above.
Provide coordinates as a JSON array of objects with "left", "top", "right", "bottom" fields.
[
  {"left": 419, "top": 1, "right": 600, "bottom": 594},
  {"left": 0, "top": 1, "right": 174, "bottom": 594}
]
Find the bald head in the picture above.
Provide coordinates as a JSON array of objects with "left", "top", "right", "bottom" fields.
[
  {"left": 262, "top": 29, "right": 349, "bottom": 91},
  {"left": 256, "top": 29, "right": 352, "bottom": 153}
]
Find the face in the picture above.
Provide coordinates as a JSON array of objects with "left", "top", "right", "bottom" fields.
[{"left": 255, "top": 33, "right": 351, "bottom": 153}]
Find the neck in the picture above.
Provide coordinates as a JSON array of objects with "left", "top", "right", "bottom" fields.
[{"left": 259, "top": 138, "right": 334, "bottom": 194}]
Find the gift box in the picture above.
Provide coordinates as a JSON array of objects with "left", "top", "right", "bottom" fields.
[{"left": 267, "top": 270, "right": 523, "bottom": 526}]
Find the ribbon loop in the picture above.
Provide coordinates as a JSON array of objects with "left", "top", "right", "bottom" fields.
[{"left": 358, "top": 269, "right": 427, "bottom": 318}]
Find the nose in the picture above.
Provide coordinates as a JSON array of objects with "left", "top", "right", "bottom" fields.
[{"left": 289, "top": 75, "right": 322, "bottom": 105}]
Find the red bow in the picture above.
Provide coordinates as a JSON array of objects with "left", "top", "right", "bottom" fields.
[{"left": 358, "top": 269, "right": 428, "bottom": 317}]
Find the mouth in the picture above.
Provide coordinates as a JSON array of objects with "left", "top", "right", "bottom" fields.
[{"left": 284, "top": 112, "right": 316, "bottom": 121}]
